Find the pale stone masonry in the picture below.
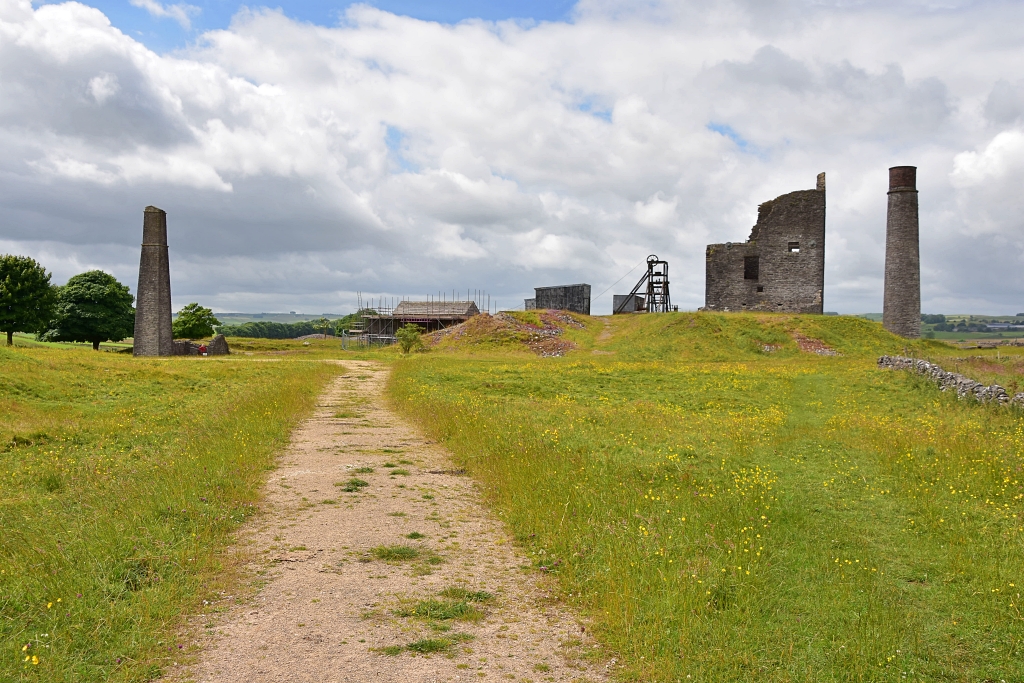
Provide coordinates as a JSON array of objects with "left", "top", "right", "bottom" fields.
[
  {"left": 704, "top": 173, "right": 826, "bottom": 313},
  {"left": 133, "top": 206, "right": 173, "bottom": 356},
  {"left": 882, "top": 166, "right": 921, "bottom": 338}
]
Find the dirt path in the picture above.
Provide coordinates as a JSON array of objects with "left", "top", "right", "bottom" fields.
[{"left": 188, "top": 361, "right": 608, "bottom": 683}]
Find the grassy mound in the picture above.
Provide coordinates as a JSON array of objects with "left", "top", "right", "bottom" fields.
[
  {"left": 600, "top": 311, "right": 946, "bottom": 361},
  {"left": 390, "top": 312, "right": 1024, "bottom": 681},
  {"left": 424, "top": 310, "right": 948, "bottom": 361},
  {"left": 427, "top": 310, "right": 596, "bottom": 356}
]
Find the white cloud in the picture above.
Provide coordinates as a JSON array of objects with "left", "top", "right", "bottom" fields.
[
  {"left": 1, "top": 0, "right": 1023, "bottom": 314},
  {"left": 88, "top": 72, "right": 119, "bottom": 103},
  {"left": 951, "top": 129, "right": 1024, "bottom": 189},
  {"left": 129, "top": 0, "right": 199, "bottom": 31},
  {"left": 634, "top": 192, "right": 679, "bottom": 228}
]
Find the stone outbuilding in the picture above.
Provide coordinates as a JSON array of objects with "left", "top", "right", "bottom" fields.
[{"left": 704, "top": 174, "right": 826, "bottom": 314}]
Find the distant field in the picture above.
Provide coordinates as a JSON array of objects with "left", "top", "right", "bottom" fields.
[
  {"left": 856, "top": 314, "right": 1024, "bottom": 341},
  {"left": 390, "top": 312, "right": 1024, "bottom": 681},
  {"left": 0, "top": 345, "right": 337, "bottom": 681}
]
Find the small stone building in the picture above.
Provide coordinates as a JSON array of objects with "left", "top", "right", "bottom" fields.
[
  {"left": 705, "top": 173, "right": 826, "bottom": 314},
  {"left": 612, "top": 294, "right": 645, "bottom": 314},
  {"left": 526, "top": 284, "right": 591, "bottom": 315}
]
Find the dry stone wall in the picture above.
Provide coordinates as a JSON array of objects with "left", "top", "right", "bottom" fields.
[{"left": 878, "top": 355, "right": 1024, "bottom": 406}]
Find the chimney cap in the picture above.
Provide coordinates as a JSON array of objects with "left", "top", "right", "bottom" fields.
[
  {"left": 888, "top": 166, "right": 917, "bottom": 190},
  {"left": 144, "top": 205, "right": 166, "bottom": 213}
]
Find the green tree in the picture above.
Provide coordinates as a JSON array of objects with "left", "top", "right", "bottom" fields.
[
  {"left": 0, "top": 254, "right": 56, "bottom": 346},
  {"left": 173, "top": 303, "right": 221, "bottom": 339},
  {"left": 395, "top": 323, "right": 425, "bottom": 354},
  {"left": 334, "top": 309, "right": 375, "bottom": 335},
  {"left": 43, "top": 270, "right": 135, "bottom": 350},
  {"left": 314, "top": 316, "right": 332, "bottom": 338}
]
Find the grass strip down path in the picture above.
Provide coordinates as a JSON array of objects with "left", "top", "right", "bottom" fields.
[
  {"left": 0, "top": 346, "right": 336, "bottom": 681},
  {"left": 389, "top": 312, "right": 1024, "bottom": 682}
]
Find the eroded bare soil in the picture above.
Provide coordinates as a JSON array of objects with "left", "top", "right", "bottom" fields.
[{"left": 186, "top": 361, "right": 608, "bottom": 683}]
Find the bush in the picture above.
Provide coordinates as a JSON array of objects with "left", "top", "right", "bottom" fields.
[{"left": 396, "top": 323, "right": 425, "bottom": 354}]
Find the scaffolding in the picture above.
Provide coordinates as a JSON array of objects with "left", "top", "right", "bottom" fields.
[{"left": 341, "top": 292, "right": 486, "bottom": 349}]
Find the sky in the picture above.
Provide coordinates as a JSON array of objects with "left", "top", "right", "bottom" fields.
[{"left": 2, "top": 0, "right": 1023, "bottom": 315}]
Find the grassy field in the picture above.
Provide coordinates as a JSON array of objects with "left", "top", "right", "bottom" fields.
[
  {"left": 4, "top": 313, "right": 1023, "bottom": 681},
  {"left": 389, "top": 312, "right": 1024, "bottom": 681},
  {"left": 0, "top": 345, "right": 338, "bottom": 681}
]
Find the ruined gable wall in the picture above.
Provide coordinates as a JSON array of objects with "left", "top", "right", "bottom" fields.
[
  {"left": 704, "top": 177, "right": 825, "bottom": 313},
  {"left": 756, "top": 189, "right": 825, "bottom": 314}
]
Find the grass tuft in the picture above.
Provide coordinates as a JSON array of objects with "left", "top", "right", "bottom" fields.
[
  {"left": 439, "top": 586, "right": 493, "bottom": 603},
  {"left": 371, "top": 545, "right": 420, "bottom": 561},
  {"left": 404, "top": 638, "right": 451, "bottom": 653},
  {"left": 335, "top": 478, "right": 369, "bottom": 492},
  {"left": 401, "top": 599, "right": 482, "bottom": 621}
]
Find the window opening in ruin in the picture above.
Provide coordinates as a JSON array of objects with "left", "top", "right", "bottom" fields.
[
  {"left": 788, "top": 241, "right": 800, "bottom": 253},
  {"left": 757, "top": 285, "right": 764, "bottom": 293},
  {"left": 744, "top": 256, "right": 759, "bottom": 280}
]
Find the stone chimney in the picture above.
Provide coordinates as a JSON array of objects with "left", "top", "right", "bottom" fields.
[
  {"left": 133, "top": 206, "right": 173, "bottom": 356},
  {"left": 882, "top": 167, "right": 920, "bottom": 338}
]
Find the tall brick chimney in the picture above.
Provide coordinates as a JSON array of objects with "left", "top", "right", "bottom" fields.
[
  {"left": 882, "top": 166, "right": 920, "bottom": 339},
  {"left": 133, "top": 206, "right": 173, "bottom": 356}
]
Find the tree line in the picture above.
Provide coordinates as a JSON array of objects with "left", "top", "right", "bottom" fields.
[
  {"left": 215, "top": 311, "right": 372, "bottom": 339},
  {"left": 1, "top": 254, "right": 222, "bottom": 349}
]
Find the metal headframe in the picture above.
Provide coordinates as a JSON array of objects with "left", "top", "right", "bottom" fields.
[{"left": 613, "top": 255, "right": 672, "bottom": 314}]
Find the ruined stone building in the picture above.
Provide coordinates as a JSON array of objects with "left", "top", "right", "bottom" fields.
[
  {"left": 704, "top": 174, "right": 826, "bottom": 314},
  {"left": 525, "top": 284, "right": 591, "bottom": 315},
  {"left": 882, "top": 166, "right": 920, "bottom": 338},
  {"left": 134, "top": 206, "right": 173, "bottom": 356}
]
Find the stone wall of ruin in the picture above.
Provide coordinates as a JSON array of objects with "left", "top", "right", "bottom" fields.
[{"left": 705, "top": 174, "right": 826, "bottom": 314}]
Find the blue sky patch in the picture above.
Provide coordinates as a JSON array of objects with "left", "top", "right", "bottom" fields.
[
  {"left": 707, "top": 122, "right": 755, "bottom": 153},
  {"left": 40, "top": 0, "right": 578, "bottom": 53},
  {"left": 385, "top": 125, "right": 418, "bottom": 173},
  {"left": 577, "top": 99, "right": 612, "bottom": 122}
]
